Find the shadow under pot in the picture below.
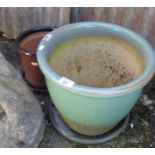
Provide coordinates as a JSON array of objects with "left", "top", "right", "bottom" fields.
[{"left": 16, "top": 26, "right": 54, "bottom": 89}]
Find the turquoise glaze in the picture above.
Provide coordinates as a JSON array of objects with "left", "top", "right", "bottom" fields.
[{"left": 37, "top": 22, "right": 155, "bottom": 136}]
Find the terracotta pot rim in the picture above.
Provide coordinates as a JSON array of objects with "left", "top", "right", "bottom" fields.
[{"left": 16, "top": 25, "right": 55, "bottom": 55}]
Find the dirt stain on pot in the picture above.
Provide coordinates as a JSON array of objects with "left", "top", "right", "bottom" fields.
[{"left": 48, "top": 36, "right": 145, "bottom": 88}]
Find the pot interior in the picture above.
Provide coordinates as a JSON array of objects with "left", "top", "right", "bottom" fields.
[
  {"left": 48, "top": 36, "right": 145, "bottom": 88},
  {"left": 20, "top": 31, "right": 49, "bottom": 52}
]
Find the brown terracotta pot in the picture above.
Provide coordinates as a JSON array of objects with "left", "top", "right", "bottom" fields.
[{"left": 16, "top": 26, "right": 53, "bottom": 89}]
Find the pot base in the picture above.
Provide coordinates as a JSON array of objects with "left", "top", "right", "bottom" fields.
[
  {"left": 22, "top": 70, "right": 48, "bottom": 94},
  {"left": 48, "top": 103, "right": 129, "bottom": 144}
]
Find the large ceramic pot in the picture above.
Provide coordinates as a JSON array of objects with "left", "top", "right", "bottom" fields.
[
  {"left": 37, "top": 22, "right": 155, "bottom": 136},
  {"left": 16, "top": 26, "right": 53, "bottom": 88}
]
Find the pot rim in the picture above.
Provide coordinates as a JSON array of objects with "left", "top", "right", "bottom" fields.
[
  {"left": 16, "top": 25, "right": 55, "bottom": 56},
  {"left": 37, "top": 22, "right": 155, "bottom": 96}
]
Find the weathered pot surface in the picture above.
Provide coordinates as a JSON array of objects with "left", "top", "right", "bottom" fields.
[
  {"left": 16, "top": 26, "right": 53, "bottom": 88},
  {"left": 37, "top": 22, "right": 155, "bottom": 136}
]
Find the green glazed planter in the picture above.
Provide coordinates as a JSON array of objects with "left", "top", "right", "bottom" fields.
[{"left": 37, "top": 22, "right": 155, "bottom": 136}]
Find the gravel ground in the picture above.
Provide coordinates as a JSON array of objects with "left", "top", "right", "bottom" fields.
[{"left": 0, "top": 37, "right": 155, "bottom": 148}]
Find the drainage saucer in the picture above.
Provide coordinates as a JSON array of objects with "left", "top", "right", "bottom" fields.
[{"left": 48, "top": 104, "right": 129, "bottom": 144}]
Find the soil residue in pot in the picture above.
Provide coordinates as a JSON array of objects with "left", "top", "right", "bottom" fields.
[{"left": 48, "top": 36, "right": 145, "bottom": 88}]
